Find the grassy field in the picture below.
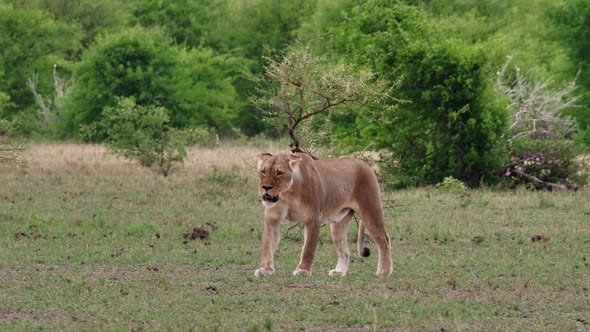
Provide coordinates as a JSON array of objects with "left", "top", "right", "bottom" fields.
[{"left": 1, "top": 143, "right": 589, "bottom": 331}]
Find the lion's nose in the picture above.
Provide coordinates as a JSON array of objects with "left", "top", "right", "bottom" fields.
[{"left": 262, "top": 185, "right": 273, "bottom": 192}]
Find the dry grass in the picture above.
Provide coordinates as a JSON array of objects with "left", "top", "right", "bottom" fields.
[{"left": 5, "top": 141, "right": 287, "bottom": 178}]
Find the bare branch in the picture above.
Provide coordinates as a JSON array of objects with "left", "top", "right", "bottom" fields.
[
  {"left": 0, "top": 120, "right": 27, "bottom": 166},
  {"left": 27, "top": 73, "right": 51, "bottom": 118},
  {"left": 497, "top": 57, "right": 579, "bottom": 142},
  {"left": 27, "top": 65, "right": 75, "bottom": 129}
]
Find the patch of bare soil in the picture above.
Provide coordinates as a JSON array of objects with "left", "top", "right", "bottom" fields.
[
  {"left": 530, "top": 234, "right": 550, "bottom": 243},
  {"left": 14, "top": 225, "right": 52, "bottom": 240},
  {"left": 2, "top": 266, "right": 252, "bottom": 277},
  {"left": 0, "top": 312, "right": 73, "bottom": 323},
  {"left": 286, "top": 282, "right": 320, "bottom": 289},
  {"left": 183, "top": 227, "right": 210, "bottom": 240}
]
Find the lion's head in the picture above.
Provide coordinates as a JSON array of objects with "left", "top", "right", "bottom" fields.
[{"left": 257, "top": 153, "right": 301, "bottom": 207}]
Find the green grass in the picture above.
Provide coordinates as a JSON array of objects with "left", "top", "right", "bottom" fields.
[{"left": 1, "top": 145, "right": 589, "bottom": 331}]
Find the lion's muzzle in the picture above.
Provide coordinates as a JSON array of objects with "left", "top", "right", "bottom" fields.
[{"left": 262, "top": 193, "right": 279, "bottom": 203}]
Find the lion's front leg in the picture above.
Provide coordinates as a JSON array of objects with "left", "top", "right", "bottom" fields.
[
  {"left": 328, "top": 214, "right": 353, "bottom": 276},
  {"left": 255, "top": 218, "right": 280, "bottom": 277},
  {"left": 293, "top": 222, "right": 320, "bottom": 276}
]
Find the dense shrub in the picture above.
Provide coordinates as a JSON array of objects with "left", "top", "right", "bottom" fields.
[{"left": 325, "top": 0, "right": 509, "bottom": 187}]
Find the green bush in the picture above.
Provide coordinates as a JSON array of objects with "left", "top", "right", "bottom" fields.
[
  {"left": 101, "top": 97, "right": 207, "bottom": 176},
  {"left": 64, "top": 26, "right": 238, "bottom": 139}
]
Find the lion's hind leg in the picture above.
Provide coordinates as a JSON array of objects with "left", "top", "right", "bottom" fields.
[
  {"left": 328, "top": 210, "right": 354, "bottom": 276},
  {"left": 357, "top": 209, "right": 393, "bottom": 276}
]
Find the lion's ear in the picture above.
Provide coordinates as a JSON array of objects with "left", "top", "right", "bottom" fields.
[
  {"left": 257, "top": 153, "right": 272, "bottom": 170},
  {"left": 288, "top": 153, "right": 302, "bottom": 170}
]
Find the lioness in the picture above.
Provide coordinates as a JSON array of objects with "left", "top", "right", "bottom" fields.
[{"left": 255, "top": 152, "right": 393, "bottom": 277}]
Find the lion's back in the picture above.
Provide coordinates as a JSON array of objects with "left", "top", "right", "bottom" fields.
[
  {"left": 315, "top": 157, "right": 377, "bottom": 182},
  {"left": 314, "top": 157, "right": 381, "bottom": 203}
]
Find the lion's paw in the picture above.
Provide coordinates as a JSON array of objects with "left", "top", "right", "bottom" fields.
[
  {"left": 292, "top": 268, "right": 311, "bottom": 276},
  {"left": 328, "top": 269, "right": 347, "bottom": 277},
  {"left": 254, "top": 267, "right": 275, "bottom": 277},
  {"left": 375, "top": 267, "right": 393, "bottom": 277}
]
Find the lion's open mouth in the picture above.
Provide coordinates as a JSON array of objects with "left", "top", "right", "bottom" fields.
[{"left": 262, "top": 193, "right": 279, "bottom": 203}]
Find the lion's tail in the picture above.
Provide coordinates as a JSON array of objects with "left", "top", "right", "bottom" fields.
[{"left": 357, "top": 222, "right": 371, "bottom": 257}]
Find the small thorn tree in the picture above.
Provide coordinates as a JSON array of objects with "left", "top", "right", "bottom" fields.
[{"left": 251, "top": 44, "right": 395, "bottom": 157}]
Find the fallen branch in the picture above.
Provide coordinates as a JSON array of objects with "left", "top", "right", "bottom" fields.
[{"left": 504, "top": 166, "right": 580, "bottom": 191}]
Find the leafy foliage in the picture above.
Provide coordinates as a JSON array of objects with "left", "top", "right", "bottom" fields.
[
  {"left": 102, "top": 97, "right": 207, "bottom": 176},
  {"left": 130, "top": 0, "right": 316, "bottom": 136},
  {"left": 31, "top": 0, "right": 131, "bottom": 49},
  {"left": 548, "top": 0, "right": 590, "bottom": 146},
  {"left": 0, "top": 92, "right": 10, "bottom": 113},
  {"left": 414, "top": 0, "right": 590, "bottom": 147},
  {"left": 130, "top": 0, "right": 210, "bottom": 47}
]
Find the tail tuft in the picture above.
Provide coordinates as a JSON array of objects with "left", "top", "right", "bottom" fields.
[
  {"left": 361, "top": 247, "right": 371, "bottom": 257},
  {"left": 357, "top": 221, "right": 371, "bottom": 257}
]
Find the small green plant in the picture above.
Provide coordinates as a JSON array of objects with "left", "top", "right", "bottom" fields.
[
  {"left": 205, "top": 166, "right": 246, "bottom": 186},
  {"left": 538, "top": 195, "right": 556, "bottom": 209},
  {"left": 102, "top": 97, "right": 207, "bottom": 176},
  {"left": 435, "top": 176, "right": 467, "bottom": 194},
  {"left": 431, "top": 227, "right": 453, "bottom": 244}
]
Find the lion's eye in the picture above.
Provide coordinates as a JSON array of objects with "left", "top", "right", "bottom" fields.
[
  {"left": 260, "top": 170, "right": 265, "bottom": 176},
  {"left": 277, "top": 171, "right": 284, "bottom": 176}
]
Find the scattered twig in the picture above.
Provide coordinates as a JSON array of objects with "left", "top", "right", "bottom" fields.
[{"left": 285, "top": 223, "right": 304, "bottom": 238}]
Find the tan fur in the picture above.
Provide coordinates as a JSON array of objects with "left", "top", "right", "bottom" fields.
[{"left": 254, "top": 153, "right": 393, "bottom": 277}]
